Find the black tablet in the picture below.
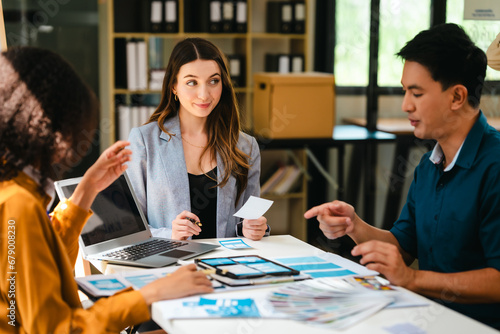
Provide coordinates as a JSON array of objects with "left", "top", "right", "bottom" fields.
[{"left": 195, "top": 255, "right": 300, "bottom": 279}]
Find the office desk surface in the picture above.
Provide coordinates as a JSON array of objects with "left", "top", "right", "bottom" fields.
[
  {"left": 345, "top": 117, "right": 500, "bottom": 135},
  {"left": 91, "top": 235, "right": 322, "bottom": 275},
  {"left": 256, "top": 125, "right": 396, "bottom": 150},
  {"left": 146, "top": 235, "right": 496, "bottom": 334}
]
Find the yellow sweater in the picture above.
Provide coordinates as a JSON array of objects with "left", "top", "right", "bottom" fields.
[{"left": 0, "top": 172, "right": 150, "bottom": 333}]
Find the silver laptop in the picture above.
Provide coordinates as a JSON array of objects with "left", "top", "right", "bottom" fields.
[{"left": 54, "top": 173, "right": 219, "bottom": 268}]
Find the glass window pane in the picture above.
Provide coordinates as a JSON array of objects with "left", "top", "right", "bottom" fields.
[
  {"left": 378, "top": 0, "right": 431, "bottom": 86},
  {"left": 334, "top": 0, "right": 370, "bottom": 86},
  {"left": 446, "top": 0, "right": 500, "bottom": 81}
]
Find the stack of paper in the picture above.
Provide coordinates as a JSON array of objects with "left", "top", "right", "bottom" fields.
[
  {"left": 261, "top": 165, "right": 302, "bottom": 195},
  {"left": 267, "top": 277, "right": 396, "bottom": 329}
]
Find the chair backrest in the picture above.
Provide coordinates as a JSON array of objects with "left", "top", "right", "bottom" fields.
[{"left": 0, "top": 0, "right": 7, "bottom": 51}]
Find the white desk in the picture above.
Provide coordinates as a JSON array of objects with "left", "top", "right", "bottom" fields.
[
  {"left": 140, "top": 235, "right": 496, "bottom": 334},
  {"left": 90, "top": 235, "right": 323, "bottom": 275}
]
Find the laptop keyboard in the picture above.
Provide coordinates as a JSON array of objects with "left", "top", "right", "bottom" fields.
[{"left": 103, "top": 239, "right": 188, "bottom": 261}]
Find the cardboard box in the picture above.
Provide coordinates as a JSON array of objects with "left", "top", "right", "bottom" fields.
[{"left": 253, "top": 72, "right": 335, "bottom": 139}]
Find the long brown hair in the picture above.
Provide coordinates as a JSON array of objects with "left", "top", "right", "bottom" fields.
[{"left": 148, "top": 38, "right": 250, "bottom": 206}]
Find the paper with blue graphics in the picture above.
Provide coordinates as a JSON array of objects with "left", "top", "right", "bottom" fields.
[
  {"left": 274, "top": 253, "right": 378, "bottom": 279},
  {"left": 156, "top": 296, "right": 262, "bottom": 319},
  {"left": 233, "top": 196, "right": 273, "bottom": 220},
  {"left": 219, "top": 239, "right": 252, "bottom": 249},
  {"left": 86, "top": 278, "right": 127, "bottom": 291}
]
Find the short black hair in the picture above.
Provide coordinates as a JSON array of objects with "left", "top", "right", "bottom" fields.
[{"left": 397, "top": 23, "right": 487, "bottom": 108}]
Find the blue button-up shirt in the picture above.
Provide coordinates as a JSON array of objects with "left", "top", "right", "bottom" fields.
[{"left": 391, "top": 111, "right": 500, "bottom": 329}]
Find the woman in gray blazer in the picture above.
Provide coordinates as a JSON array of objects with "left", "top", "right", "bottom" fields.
[{"left": 127, "top": 38, "right": 269, "bottom": 241}]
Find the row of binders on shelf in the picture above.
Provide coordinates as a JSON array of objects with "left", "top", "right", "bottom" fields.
[
  {"left": 185, "top": 0, "right": 248, "bottom": 33},
  {"left": 115, "top": 37, "right": 246, "bottom": 90},
  {"left": 265, "top": 53, "right": 304, "bottom": 73},
  {"left": 115, "top": 39, "right": 149, "bottom": 91},
  {"left": 116, "top": 104, "right": 156, "bottom": 141},
  {"left": 261, "top": 165, "right": 302, "bottom": 195},
  {"left": 150, "top": 0, "right": 179, "bottom": 33},
  {"left": 114, "top": 0, "right": 178, "bottom": 33},
  {"left": 267, "top": 1, "right": 306, "bottom": 34},
  {"left": 114, "top": 0, "right": 304, "bottom": 35}
]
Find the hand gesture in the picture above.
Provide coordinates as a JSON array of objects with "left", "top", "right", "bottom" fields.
[
  {"left": 304, "top": 200, "right": 356, "bottom": 240},
  {"left": 139, "top": 264, "right": 213, "bottom": 305},
  {"left": 171, "top": 211, "right": 202, "bottom": 240},
  {"left": 242, "top": 216, "right": 267, "bottom": 240},
  {"left": 71, "top": 141, "right": 131, "bottom": 210},
  {"left": 352, "top": 240, "right": 415, "bottom": 287}
]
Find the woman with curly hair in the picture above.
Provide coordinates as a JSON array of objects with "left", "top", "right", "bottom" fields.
[
  {"left": 0, "top": 46, "right": 212, "bottom": 333},
  {"left": 127, "top": 38, "right": 269, "bottom": 241}
]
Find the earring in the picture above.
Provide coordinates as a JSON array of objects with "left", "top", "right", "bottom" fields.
[{"left": 174, "top": 94, "right": 178, "bottom": 101}]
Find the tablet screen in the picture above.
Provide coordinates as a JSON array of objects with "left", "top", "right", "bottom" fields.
[
  {"left": 232, "top": 256, "right": 266, "bottom": 264},
  {"left": 217, "top": 264, "right": 263, "bottom": 277},
  {"left": 196, "top": 255, "right": 299, "bottom": 279},
  {"left": 200, "top": 258, "right": 236, "bottom": 266},
  {"left": 247, "top": 261, "right": 292, "bottom": 274}
]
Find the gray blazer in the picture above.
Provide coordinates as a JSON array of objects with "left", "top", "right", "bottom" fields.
[{"left": 126, "top": 114, "right": 261, "bottom": 238}]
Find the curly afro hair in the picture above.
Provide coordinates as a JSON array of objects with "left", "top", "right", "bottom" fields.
[{"left": 0, "top": 46, "right": 99, "bottom": 192}]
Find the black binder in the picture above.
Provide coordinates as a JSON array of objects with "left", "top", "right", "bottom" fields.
[
  {"left": 293, "top": 1, "right": 305, "bottom": 34},
  {"left": 186, "top": 0, "right": 221, "bottom": 33},
  {"left": 222, "top": 0, "right": 235, "bottom": 33},
  {"left": 114, "top": 38, "right": 128, "bottom": 89},
  {"left": 235, "top": 0, "right": 247, "bottom": 33},
  {"left": 209, "top": 0, "right": 223, "bottom": 33},
  {"left": 227, "top": 54, "right": 245, "bottom": 87},
  {"left": 114, "top": 0, "right": 149, "bottom": 32},
  {"left": 183, "top": 0, "right": 197, "bottom": 32},
  {"left": 149, "top": 0, "right": 163, "bottom": 32},
  {"left": 266, "top": 1, "right": 293, "bottom": 34},
  {"left": 265, "top": 53, "right": 290, "bottom": 73},
  {"left": 290, "top": 54, "right": 304, "bottom": 72},
  {"left": 164, "top": 0, "right": 179, "bottom": 33}
]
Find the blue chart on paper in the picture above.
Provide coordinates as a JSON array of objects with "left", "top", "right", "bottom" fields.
[
  {"left": 125, "top": 274, "right": 158, "bottom": 288},
  {"left": 182, "top": 297, "right": 261, "bottom": 317},
  {"left": 219, "top": 239, "right": 252, "bottom": 249},
  {"left": 274, "top": 256, "right": 356, "bottom": 278},
  {"left": 88, "top": 278, "right": 127, "bottom": 291}
]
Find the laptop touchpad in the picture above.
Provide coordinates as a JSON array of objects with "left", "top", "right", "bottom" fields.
[{"left": 160, "top": 249, "right": 194, "bottom": 258}]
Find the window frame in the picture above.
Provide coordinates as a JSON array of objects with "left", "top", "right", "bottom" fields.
[{"left": 315, "top": 0, "right": 500, "bottom": 128}]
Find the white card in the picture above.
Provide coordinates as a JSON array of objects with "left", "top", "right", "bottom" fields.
[{"left": 233, "top": 196, "right": 273, "bottom": 220}]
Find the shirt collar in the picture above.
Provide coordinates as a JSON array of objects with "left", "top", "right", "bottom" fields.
[
  {"left": 429, "top": 111, "right": 488, "bottom": 172},
  {"left": 22, "top": 165, "right": 56, "bottom": 210},
  {"left": 429, "top": 142, "right": 463, "bottom": 172}
]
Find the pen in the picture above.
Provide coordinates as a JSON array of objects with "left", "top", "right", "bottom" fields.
[
  {"left": 166, "top": 268, "right": 216, "bottom": 277},
  {"left": 185, "top": 217, "right": 202, "bottom": 227}
]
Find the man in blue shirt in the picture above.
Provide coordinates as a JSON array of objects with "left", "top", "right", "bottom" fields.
[{"left": 305, "top": 23, "right": 500, "bottom": 329}]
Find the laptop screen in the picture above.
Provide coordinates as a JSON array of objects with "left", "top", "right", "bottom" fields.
[{"left": 57, "top": 175, "right": 146, "bottom": 246}]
